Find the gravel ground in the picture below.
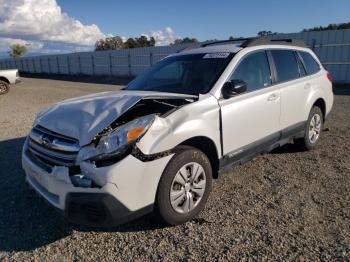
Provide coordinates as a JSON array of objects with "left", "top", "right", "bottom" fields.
[{"left": 0, "top": 78, "right": 349, "bottom": 261}]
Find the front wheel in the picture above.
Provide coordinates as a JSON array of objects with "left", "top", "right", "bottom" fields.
[
  {"left": 295, "top": 106, "right": 323, "bottom": 151},
  {"left": 155, "top": 146, "right": 212, "bottom": 225},
  {"left": 0, "top": 80, "right": 9, "bottom": 95}
]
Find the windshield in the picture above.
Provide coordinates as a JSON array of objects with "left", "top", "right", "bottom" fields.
[{"left": 126, "top": 53, "right": 234, "bottom": 95}]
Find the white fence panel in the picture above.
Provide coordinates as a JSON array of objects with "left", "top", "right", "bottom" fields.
[{"left": 1, "top": 30, "right": 350, "bottom": 83}]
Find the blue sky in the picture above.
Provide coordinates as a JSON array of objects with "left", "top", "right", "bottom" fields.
[
  {"left": 57, "top": 0, "right": 350, "bottom": 40},
  {"left": 0, "top": 0, "right": 349, "bottom": 57}
]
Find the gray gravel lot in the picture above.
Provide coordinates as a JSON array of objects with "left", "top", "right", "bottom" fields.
[{"left": 0, "top": 78, "right": 349, "bottom": 261}]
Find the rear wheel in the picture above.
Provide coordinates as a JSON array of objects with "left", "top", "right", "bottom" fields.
[
  {"left": 155, "top": 146, "right": 212, "bottom": 225},
  {"left": 295, "top": 106, "right": 323, "bottom": 150},
  {"left": 0, "top": 80, "right": 9, "bottom": 95}
]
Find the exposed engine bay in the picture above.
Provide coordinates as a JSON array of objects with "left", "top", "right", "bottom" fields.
[{"left": 94, "top": 97, "right": 195, "bottom": 142}]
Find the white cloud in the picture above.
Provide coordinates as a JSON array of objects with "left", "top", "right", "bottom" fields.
[
  {"left": 0, "top": 37, "right": 43, "bottom": 52},
  {"left": 149, "top": 27, "right": 180, "bottom": 46},
  {"left": 0, "top": 0, "right": 180, "bottom": 56},
  {"left": 129, "top": 27, "right": 180, "bottom": 46},
  {"left": 0, "top": 0, "right": 106, "bottom": 45}
]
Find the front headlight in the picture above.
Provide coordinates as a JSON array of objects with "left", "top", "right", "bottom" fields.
[{"left": 77, "top": 114, "right": 156, "bottom": 162}]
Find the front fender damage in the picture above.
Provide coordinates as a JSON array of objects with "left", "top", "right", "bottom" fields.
[{"left": 73, "top": 99, "right": 192, "bottom": 188}]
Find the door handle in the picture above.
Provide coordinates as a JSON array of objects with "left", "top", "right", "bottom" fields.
[{"left": 267, "top": 93, "right": 279, "bottom": 101}]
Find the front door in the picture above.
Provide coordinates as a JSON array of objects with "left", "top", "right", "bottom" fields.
[{"left": 219, "top": 50, "right": 281, "bottom": 157}]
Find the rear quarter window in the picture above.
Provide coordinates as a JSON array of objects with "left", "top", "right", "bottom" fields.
[
  {"left": 271, "top": 50, "right": 300, "bottom": 83},
  {"left": 299, "top": 51, "right": 321, "bottom": 75}
]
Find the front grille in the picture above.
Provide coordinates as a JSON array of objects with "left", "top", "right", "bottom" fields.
[{"left": 27, "top": 125, "right": 80, "bottom": 170}]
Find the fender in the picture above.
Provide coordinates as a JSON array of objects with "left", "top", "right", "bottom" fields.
[
  {"left": 304, "top": 73, "right": 332, "bottom": 120},
  {"left": 137, "top": 93, "right": 222, "bottom": 158}
]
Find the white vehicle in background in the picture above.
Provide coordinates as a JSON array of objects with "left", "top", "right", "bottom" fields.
[
  {"left": 0, "top": 69, "right": 21, "bottom": 94},
  {"left": 22, "top": 38, "right": 333, "bottom": 227}
]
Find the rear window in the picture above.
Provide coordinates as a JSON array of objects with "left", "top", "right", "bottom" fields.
[
  {"left": 271, "top": 50, "right": 300, "bottom": 83},
  {"left": 299, "top": 51, "right": 320, "bottom": 75}
]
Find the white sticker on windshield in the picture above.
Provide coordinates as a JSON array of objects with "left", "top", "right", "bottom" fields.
[{"left": 203, "top": 53, "right": 230, "bottom": 59}]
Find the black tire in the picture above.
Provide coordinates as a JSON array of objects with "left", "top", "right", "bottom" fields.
[
  {"left": 295, "top": 106, "right": 323, "bottom": 151},
  {"left": 0, "top": 80, "right": 9, "bottom": 95},
  {"left": 155, "top": 146, "right": 212, "bottom": 225}
]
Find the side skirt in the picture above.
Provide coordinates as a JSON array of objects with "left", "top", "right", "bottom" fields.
[{"left": 218, "top": 122, "right": 305, "bottom": 177}]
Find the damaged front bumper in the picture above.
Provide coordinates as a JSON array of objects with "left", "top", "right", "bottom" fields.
[{"left": 22, "top": 141, "right": 173, "bottom": 227}]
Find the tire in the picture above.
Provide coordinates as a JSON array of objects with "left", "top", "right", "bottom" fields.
[
  {"left": 155, "top": 146, "right": 212, "bottom": 225},
  {"left": 0, "top": 80, "right": 9, "bottom": 95},
  {"left": 295, "top": 106, "right": 323, "bottom": 151}
]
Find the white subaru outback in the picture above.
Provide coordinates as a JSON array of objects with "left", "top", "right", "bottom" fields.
[{"left": 22, "top": 38, "right": 333, "bottom": 226}]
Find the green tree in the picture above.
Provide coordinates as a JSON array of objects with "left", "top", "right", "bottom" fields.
[
  {"left": 9, "top": 44, "right": 27, "bottom": 58},
  {"left": 135, "top": 36, "right": 149, "bottom": 47},
  {"left": 95, "top": 34, "right": 158, "bottom": 50},
  {"left": 134, "top": 36, "right": 156, "bottom": 48},
  {"left": 302, "top": 22, "right": 350, "bottom": 32},
  {"left": 124, "top": 38, "right": 137, "bottom": 49},
  {"left": 95, "top": 36, "right": 124, "bottom": 51},
  {"left": 257, "top": 31, "right": 278, "bottom": 37},
  {"left": 171, "top": 37, "right": 198, "bottom": 45},
  {"left": 149, "top": 36, "right": 156, "bottom": 47},
  {"left": 123, "top": 36, "right": 156, "bottom": 49}
]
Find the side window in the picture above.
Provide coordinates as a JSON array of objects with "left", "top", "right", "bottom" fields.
[
  {"left": 271, "top": 50, "right": 300, "bottom": 83},
  {"left": 299, "top": 51, "right": 320, "bottom": 75},
  {"left": 230, "top": 51, "right": 271, "bottom": 92}
]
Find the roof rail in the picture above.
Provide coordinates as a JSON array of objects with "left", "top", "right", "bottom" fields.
[
  {"left": 241, "top": 38, "right": 307, "bottom": 48},
  {"left": 201, "top": 37, "right": 256, "bottom": 47},
  {"left": 201, "top": 37, "right": 307, "bottom": 48}
]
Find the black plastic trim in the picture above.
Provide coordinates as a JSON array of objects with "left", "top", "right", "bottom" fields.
[
  {"left": 131, "top": 147, "right": 173, "bottom": 162},
  {"left": 280, "top": 122, "right": 305, "bottom": 140},
  {"left": 266, "top": 50, "right": 278, "bottom": 84},
  {"left": 219, "top": 108, "right": 224, "bottom": 157},
  {"left": 219, "top": 132, "right": 280, "bottom": 174},
  {"left": 242, "top": 38, "right": 307, "bottom": 48},
  {"left": 65, "top": 193, "right": 153, "bottom": 227},
  {"left": 294, "top": 51, "right": 307, "bottom": 77},
  {"left": 201, "top": 37, "right": 256, "bottom": 47},
  {"left": 218, "top": 121, "right": 306, "bottom": 176}
]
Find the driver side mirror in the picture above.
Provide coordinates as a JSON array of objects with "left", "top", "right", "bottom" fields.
[{"left": 221, "top": 79, "right": 247, "bottom": 99}]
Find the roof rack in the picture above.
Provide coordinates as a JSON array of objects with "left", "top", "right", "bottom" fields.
[
  {"left": 201, "top": 37, "right": 307, "bottom": 48},
  {"left": 241, "top": 38, "right": 307, "bottom": 48},
  {"left": 201, "top": 37, "right": 256, "bottom": 47}
]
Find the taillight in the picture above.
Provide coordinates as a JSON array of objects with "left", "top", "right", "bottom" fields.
[{"left": 327, "top": 72, "right": 333, "bottom": 82}]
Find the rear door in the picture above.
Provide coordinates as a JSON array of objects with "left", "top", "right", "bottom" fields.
[
  {"left": 219, "top": 50, "right": 281, "bottom": 157},
  {"left": 269, "top": 49, "right": 309, "bottom": 131}
]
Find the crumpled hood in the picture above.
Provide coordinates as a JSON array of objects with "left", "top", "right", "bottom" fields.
[{"left": 35, "top": 90, "right": 196, "bottom": 146}]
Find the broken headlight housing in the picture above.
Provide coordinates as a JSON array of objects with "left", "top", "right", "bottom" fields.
[{"left": 77, "top": 114, "right": 156, "bottom": 162}]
